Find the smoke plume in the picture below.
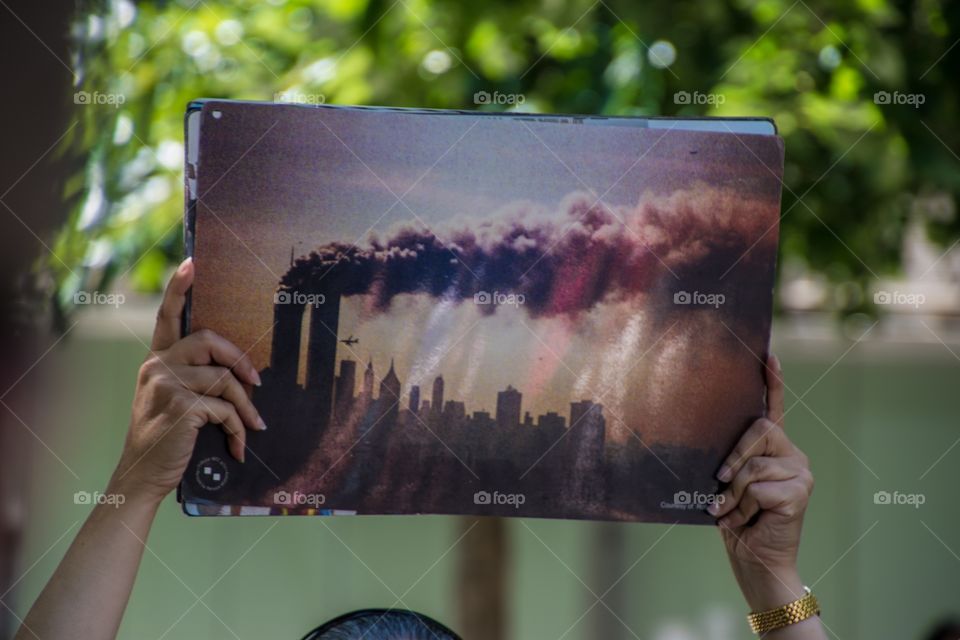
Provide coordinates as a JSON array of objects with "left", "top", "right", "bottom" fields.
[{"left": 280, "top": 184, "right": 779, "bottom": 323}]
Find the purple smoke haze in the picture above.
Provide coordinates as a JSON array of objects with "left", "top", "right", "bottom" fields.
[{"left": 279, "top": 185, "right": 779, "bottom": 323}]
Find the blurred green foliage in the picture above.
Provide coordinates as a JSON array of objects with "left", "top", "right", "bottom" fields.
[{"left": 58, "top": 0, "right": 960, "bottom": 315}]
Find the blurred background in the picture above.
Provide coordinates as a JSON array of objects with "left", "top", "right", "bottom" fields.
[{"left": 1, "top": 0, "right": 959, "bottom": 638}]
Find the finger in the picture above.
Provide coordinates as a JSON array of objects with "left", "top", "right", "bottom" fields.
[
  {"left": 711, "top": 456, "right": 797, "bottom": 518},
  {"left": 197, "top": 395, "right": 247, "bottom": 463},
  {"left": 152, "top": 258, "right": 194, "bottom": 351},
  {"left": 166, "top": 329, "right": 261, "bottom": 387},
  {"left": 172, "top": 365, "right": 266, "bottom": 432},
  {"left": 720, "top": 485, "right": 761, "bottom": 528},
  {"left": 719, "top": 479, "right": 809, "bottom": 529},
  {"left": 717, "top": 417, "right": 791, "bottom": 482},
  {"left": 765, "top": 353, "right": 785, "bottom": 427}
]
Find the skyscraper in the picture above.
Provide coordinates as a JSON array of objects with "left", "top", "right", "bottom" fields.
[
  {"left": 409, "top": 385, "right": 420, "bottom": 414},
  {"left": 496, "top": 385, "right": 522, "bottom": 429},
  {"left": 568, "top": 400, "right": 606, "bottom": 503},
  {"left": 333, "top": 359, "right": 356, "bottom": 420},
  {"left": 305, "top": 292, "right": 342, "bottom": 427},
  {"left": 268, "top": 292, "right": 305, "bottom": 388},
  {"left": 379, "top": 359, "right": 401, "bottom": 426},
  {"left": 431, "top": 376, "right": 444, "bottom": 414},
  {"left": 570, "top": 400, "right": 597, "bottom": 430},
  {"left": 362, "top": 358, "right": 375, "bottom": 399},
  {"left": 570, "top": 400, "right": 606, "bottom": 452}
]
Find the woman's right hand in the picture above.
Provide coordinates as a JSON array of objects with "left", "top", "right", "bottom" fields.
[{"left": 109, "top": 257, "right": 266, "bottom": 505}]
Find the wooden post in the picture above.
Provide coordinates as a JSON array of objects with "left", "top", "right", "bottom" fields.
[{"left": 457, "top": 517, "right": 507, "bottom": 640}]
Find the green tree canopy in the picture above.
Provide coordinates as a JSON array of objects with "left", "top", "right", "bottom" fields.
[{"left": 59, "top": 0, "right": 960, "bottom": 316}]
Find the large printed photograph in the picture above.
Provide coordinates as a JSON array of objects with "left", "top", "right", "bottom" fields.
[{"left": 182, "top": 102, "right": 784, "bottom": 523}]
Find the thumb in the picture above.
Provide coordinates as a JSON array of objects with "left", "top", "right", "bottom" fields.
[
  {"left": 765, "top": 354, "right": 785, "bottom": 427},
  {"left": 151, "top": 258, "right": 194, "bottom": 351}
]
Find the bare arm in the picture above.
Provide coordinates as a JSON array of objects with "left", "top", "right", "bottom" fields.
[
  {"left": 714, "top": 355, "right": 827, "bottom": 639},
  {"left": 16, "top": 259, "right": 265, "bottom": 640},
  {"left": 14, "top": 481, "right": 160, "bottom": 640}
]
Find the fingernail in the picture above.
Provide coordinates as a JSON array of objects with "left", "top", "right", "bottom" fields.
[
  {"left": 707, "top": 502, "right": 720, "bottom": 516},
  {"left": 257, "top": 416, "right": 268, "bottom": 431},
  {"left": 251, "top": 368, "right": 262, "bottom": 387},
  {"left": 179, "top": 257, "right": 193, "bottom": 274},
  {"left": 238, "top": 450, "right": 246, "bottom": 463},
  {"left": 717, "top": 465, "right": 732, "bottom": 482}
]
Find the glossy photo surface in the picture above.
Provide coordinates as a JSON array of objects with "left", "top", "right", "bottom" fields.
[{"left": 182, "top": 101, "right": 784, "bottom": 523}]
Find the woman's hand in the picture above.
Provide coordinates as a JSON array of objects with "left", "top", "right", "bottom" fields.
[
  {"left": 109, "top": 257, "right": 266, "bottom": 505},
  {"left": 17, "top": 258, "right": 270, "bottom": 640},
  {"left": 711, "top": 354, "right": 819, "bottom": 628}
]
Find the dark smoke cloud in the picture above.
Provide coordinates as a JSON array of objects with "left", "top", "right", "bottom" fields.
[{"left": 280, "top": 184, "right": 779, "bottom": 323}]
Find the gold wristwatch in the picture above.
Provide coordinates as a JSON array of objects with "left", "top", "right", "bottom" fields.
[{"left": 747, "top": 586, "right": 820, "bottom": 634}]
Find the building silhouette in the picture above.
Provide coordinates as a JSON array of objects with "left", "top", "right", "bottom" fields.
[
  {"left": 537, "top": 411, "right": 565, "bottom": 436},
  {"left": 333, "top": 359, "right": 356, "bottom": 420},
  {"left": 409, "top": 385, "right": 420, "bottom": 414},
  {"left": 496, "top": 385, "right": 522, "bottom": 430},
  {"left": 362, "top": 358, "right": 374, "bottom": 398},
  {"left": 444, "top": 400, "right": 466, "bottom": 422},
  {"left": 378, "top": 360, "right": 401, "bottom": 425},
  {"left": 432, "top": 376, "right": 444, "bottom": 415},
  {"left": 258, "top": 285, "right": 613, "bottom": 503}
]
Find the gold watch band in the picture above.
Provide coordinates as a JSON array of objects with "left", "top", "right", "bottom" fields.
[{"left": 747, "top": 586, "right": 820, "bottom": 635}]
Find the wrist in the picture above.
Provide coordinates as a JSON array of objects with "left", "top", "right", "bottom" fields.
[
  {"left": 105, "top": 471, "right": 167, "bottom": 512},
  {"left": 732, "top": 561, "right": 807, "bottom": 612}
]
